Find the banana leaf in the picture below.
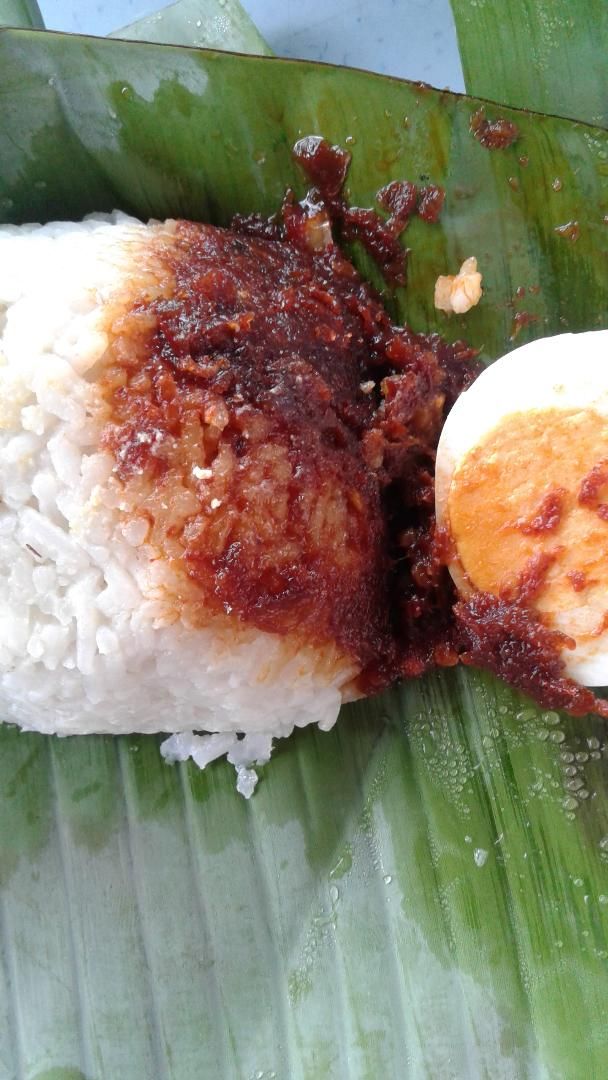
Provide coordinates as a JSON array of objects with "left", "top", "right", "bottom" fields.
[
  {"left": 450, "top": 0, "right": 608, "bottom": 128},
  {"left": 109, "top": 0, "right": 271, "bottom": 55},
  {"left": 0, "top": 0, "right": 42, "bottom": 28},
  {"left": 0, "top": 25, "right": 608, "bottom": 1080}
]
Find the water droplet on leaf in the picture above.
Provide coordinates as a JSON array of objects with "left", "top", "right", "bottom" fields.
[{"left": 550, "top": 731, "right": 566, "bottom": 744}]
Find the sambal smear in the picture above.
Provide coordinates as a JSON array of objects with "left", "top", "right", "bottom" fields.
[{"left": 98, "top": 139, "right": 608, "bottom": 718}]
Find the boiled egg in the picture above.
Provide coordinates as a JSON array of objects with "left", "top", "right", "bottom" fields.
[{"left": 435, "top": 330, "right": 608, "bottom": 686}]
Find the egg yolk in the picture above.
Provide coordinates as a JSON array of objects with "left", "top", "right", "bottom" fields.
[{"left": 447, "top": 407, "right": 608, "bottom": 643}]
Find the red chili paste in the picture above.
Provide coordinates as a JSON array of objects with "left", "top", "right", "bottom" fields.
[
  {"left": 578, "top": 460, "right": 608, "bottom": 521},
  {"left": 470, "top": 108, "right": 520, "bottom": 150},
  {"left": 567, "top": 570, "right": 588, "bottom": 593},
  {"left": 99, "top": 138, "right": 607, "bottom": 718},
  {"left": 512, "top": 489, "right": 565, "bottom": 535}
]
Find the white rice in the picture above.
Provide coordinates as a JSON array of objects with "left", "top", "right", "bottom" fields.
[{"left": 0, "top": 213, "right": 358, "bottom": 790}]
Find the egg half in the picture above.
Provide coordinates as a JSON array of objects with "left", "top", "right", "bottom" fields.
[{"left": 435, "top": 330, "right": 608, "bottom": 686}]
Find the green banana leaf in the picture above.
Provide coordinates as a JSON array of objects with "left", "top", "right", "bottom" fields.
[
  {"left": 450, "top": 0, "right": 608, "bottom": 128},
  {"left": 0, "top": 0, "right": 42, "bottom": 28},
  {"left": 109, "top": 0, "right": 271, "bottom": 55},
  {"left": 1, "top": 24, "right": 608, "bottom": 1080}
]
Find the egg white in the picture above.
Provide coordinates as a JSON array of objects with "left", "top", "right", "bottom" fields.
[{"left": 435, "top": 329, "right": 608, "bottom": 686}]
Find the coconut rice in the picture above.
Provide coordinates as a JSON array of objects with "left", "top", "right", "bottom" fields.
[{"left": 0, "top": 213, "right": 363, "bottom": 790}]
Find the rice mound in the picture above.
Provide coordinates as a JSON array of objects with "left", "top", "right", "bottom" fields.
[{"left": 0, "top": 213, "right": 357, "bottom": 777}]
